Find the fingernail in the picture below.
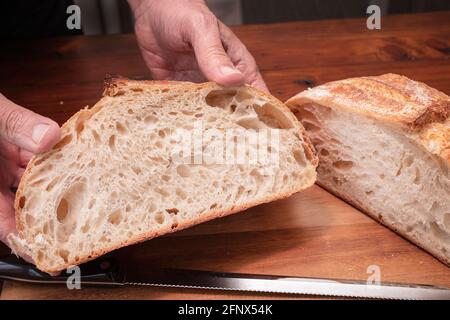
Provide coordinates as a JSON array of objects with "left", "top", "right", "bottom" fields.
[
  {"left": 32, "top": 123, "right": 50, "bottom": 144},
  {"left": 220, "top": 65, "right": 241, "bottom": 76}
]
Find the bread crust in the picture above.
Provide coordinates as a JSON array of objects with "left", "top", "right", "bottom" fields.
[
  {"left": 12, "top": 77, "right": 318, "bottom": 273},
  {"left": 286, "top": 73, "right": 450, "bottom": 164},
  {"left": 286, "top": 73, "right": 450, "bottom": 266}
]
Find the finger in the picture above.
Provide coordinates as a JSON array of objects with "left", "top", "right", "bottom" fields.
[
  {"left": 251, "top": 73, "right": 270, "bottom": 93},
  {"left": 19, "top": 149, "right": 34, "bottom": 167},
  {"left": 218, "top": 23, "right": 270, "bottom": 93},
  {"left": 13, "top": 167, "right": 25, "bottom": 188},
  {"left": 0, "top": 189, "right": 16, "bottom": 245},
  {"left": 0, "top": 189, "right": 34, "bottom": 264},
  {"left": 0, "top": 94, "right": 61, "bottom": 153},
  {"left": 189, "top": 13, "right": 244, "bottom": 87}
]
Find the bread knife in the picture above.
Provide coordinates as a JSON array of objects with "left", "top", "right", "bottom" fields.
[{"left": 1, "top": 255, "right": 449, "bottom": 300}]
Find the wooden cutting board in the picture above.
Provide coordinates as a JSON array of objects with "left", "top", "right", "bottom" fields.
[{"left": 1, "top": 11, "right": 449, "bottom": 299}]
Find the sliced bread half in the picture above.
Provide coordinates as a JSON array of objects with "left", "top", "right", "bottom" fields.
[
  {"left": 286, "top": 73, "right": 450, "bottom": 265},
  {"left": 9, "top": 77, "right": 318, "bottom": 273}
]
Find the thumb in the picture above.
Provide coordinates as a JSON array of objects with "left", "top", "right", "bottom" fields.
[
  {"left": 190, "top": 18, "right": 244, "bottom": 87},
  {"left": 0, "top": 94, "right": 60, "bottom": 153}
]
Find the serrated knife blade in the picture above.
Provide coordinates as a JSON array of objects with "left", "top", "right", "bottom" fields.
[
  {"left": 1, "top": 256, "right": 449, "bottom": 299},
  {"left": 123, "top": 268, "right": 450, "bottom": 300}
]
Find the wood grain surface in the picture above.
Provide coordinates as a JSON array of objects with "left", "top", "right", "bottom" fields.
[{"left": 0, "top": 11, "right": 449, "bottom": 299}]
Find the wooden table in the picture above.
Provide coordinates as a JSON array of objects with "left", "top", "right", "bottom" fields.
[{"left": 1, "top": 11, "right": 449, "bottom": 300}]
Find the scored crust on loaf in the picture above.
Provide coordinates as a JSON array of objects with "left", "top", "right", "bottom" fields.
[
  {"left": 9, "top": 77, "right": 318, "bottom": 273},
  {"left": 286, "top": 73, "right": 450, "bottom": 265}
]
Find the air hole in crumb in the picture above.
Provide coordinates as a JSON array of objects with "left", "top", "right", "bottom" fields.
[
  {"left": 166, "top": 208, "right": 179, "bottom": 215},
  {"left": 293, "top": 149, "right": 307, "bottom": 166},
  {"left": 181, "top": 110, "right": 195, "bottom": 116},
  {"left": 302, "top": 121, "right": 320, "bottom": 132},
  {"left": 443, "top": 213, "right": 450, "bottom": 231},
  {"left": 430, "top": 222, "right": 450, "bottom": 241},
  {"left": 116, "top": 122, "right": 127, "bottom": 134},
  {"left": 236, "top": 89, "right": 254, "bottom": 101},
  {"left": 332, "top": 160, "right": 353, "bottom": 170},
  {"left": 210, "top": 203, "right": 218, "bottom": 209},
  {"left": 156, "top": 187, "right": 170, "bottom": 198},
  {"left": 25, "top": 214, "right": 35, "bottom": 226},
  {"left": 42, "top": 223, "right": 50, "bottom": 234},
  {"left": 176, "top": 188, "right": 187, "bottom": 199},
  {"left": 413, "top": 167, "right": 420, "bottom": 184},
  {"left": 18, "top": 196, "right": 26, "bottom": 209},
  {"left": 162, "top": 88, "right": 169, "bottom": 93},
  {"left": 430, "top": 201, "right": 439, "bottom": 213},
  {"left": 171, "top": 222, "right": 178, "bottom": 229},
  {"left": 168, "top": 111, "right": 178, "bottom": 116},
  {"left": 108, "top": 209, "right": 122, "bottom": 225},
  {"left": 176, "top": 164, "right": 191, "bottom": 177},
  {"left": 109, "top": 135, "right": 116, "bottom": 149},
  {"left": 36, "top": 251, "right": 44, "bottom": 263},
  {"left": 56, "top": 198, "right": 69, "bottom": 222},
  {"left": 127, "top": 109, "right": 134, "bottom": 114},
  {"left": 81, "top": 223, "right": 90, "bottom": 233},
  {"left": 205, "top": 89, "right": 236, "bottom": 108},
  {"left": 155, "top": 213, "right": 165, "bottom": 224},
  {"left": 59, "top": 249, "right": 69, "bottom": 263},
  {"left": 76, "top": 121, "right": 84, "bottom": 137},
  {"left": 92, "top": 130, "right": 101, "bottom": 144},
  {"left": 54, "top": 134, "right": 73, "bottom": 149},
  {"left": 162, "top": 175, "right": 170, "bottom": 182},
  {"left": 88, "top": 199, "right": 96, "bottom": 209},
  {"left": 158, "top": 130, "right": 166, "bottom": 138},
  {"left": 144, "top": 114, "right": 157, "bottom": 124},
  {"left": 131, "top": 166, "right": 142, "bottom": 175},
  {"left": 320, "top": 149, "right": 329, "bottom": 156},
  {"left": 404, "top": 155, "right": 414, "bottom": 167},
  {"left": 34, "top": 153, "right": 52, "bottom": 166}
]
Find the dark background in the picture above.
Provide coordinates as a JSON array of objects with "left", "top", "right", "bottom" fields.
[{"left": 241, "top": 0, "right": 450, "bottom": 24}]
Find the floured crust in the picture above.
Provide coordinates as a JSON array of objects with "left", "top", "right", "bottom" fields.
[
  {"left": 12, "top": 76, "right": 318, "bottom": 273},
  {"left": 286, "top": 73, "right": 450, "bottom": 164}
]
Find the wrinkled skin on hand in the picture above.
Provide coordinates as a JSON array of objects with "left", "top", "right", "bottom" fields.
[{"left": 129, "top": 0, "right": 269, "bottom": 91}]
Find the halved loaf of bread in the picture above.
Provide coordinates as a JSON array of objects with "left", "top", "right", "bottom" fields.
[
  {"left": 286, "top": 73, "right": 450, "bottom": 265},
  {"left": 8, "top": 77, "right": 318, "bottom": 273}
]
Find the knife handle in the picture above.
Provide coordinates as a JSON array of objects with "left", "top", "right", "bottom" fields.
[{"left": 0, "top": 255, "right": 123, "bottom": 286}]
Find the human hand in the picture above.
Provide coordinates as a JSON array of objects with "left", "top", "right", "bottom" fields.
[
  {"left": 0, "top": 94, "right": 60, "bottom": 249},
  {"left": 128, "top": 0, "right": 269, "bottom": 92}
]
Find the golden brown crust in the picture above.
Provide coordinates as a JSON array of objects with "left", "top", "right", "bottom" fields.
[
  {"left": 14, "top": 76, "right": 318, "bottom": 273},
  {"left": 286, "top": 73, "right": 450, "bottom": 165}
]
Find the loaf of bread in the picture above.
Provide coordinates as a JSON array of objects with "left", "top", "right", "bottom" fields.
[
  {"left": 8, "top": 77, "right": 318, "bottom": 273},
  {"left": 286, "top": 73, "right": 450, "bottom": 265}
]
